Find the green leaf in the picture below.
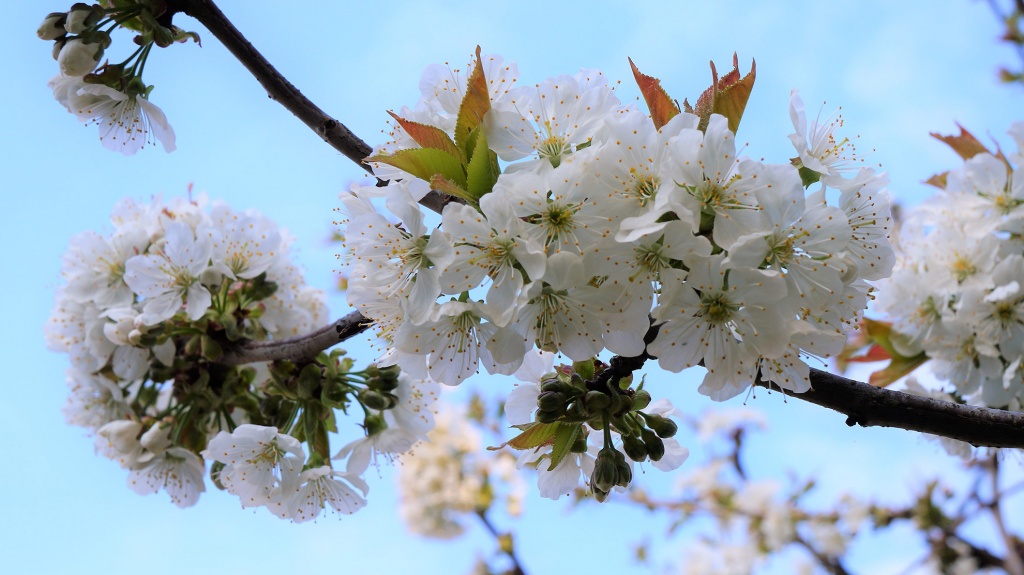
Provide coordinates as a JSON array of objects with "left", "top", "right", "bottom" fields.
[
  {"left": 429, "top": 174, "right": 474, "bottom": 204},
  {"left": 548, "top": 424, "right": 582, "bottom": 471},
  {"left": 861, "top": 318, "right": 929, "bottom": 387},
  {"left": 488, "top": 422, "right": 559, "bottom": 451},
  {"left": 465, "top": 126, "right": 499, "bottom": 200},
  {"left": 454, "top": 46, "right": 492, "bottom": 157},
  {"left": 629, "top": 58, "right": 679, "bottom": 130},
  {"left": 365, "top": 147, "right": 467, "bottom": 188},
  {"left": 387, "top": 111, "right": 465, "bottom": 161},
  {"left": 572, "top": 359, "right": 595, "bottom": 382}
]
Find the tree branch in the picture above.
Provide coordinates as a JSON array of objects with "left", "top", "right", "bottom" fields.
[
  {"left": 169, "top": 0, "right": 452, "bottom": 214},
  {"left": 220, "top": 311, "right": 368, "bottom": 366},
  {"left": 758, "top": 368, "right": 1024, "bottom": 449}
]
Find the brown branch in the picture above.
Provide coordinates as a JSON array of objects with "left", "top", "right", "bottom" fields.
[
  {"left": 220, "top": 311, "right": 368, "bottom": 366},
  {"left": 757, "top": 368, "right": 1024, "bottom": 449},
  {"left": 168, "top": 0, "right": 452, "bottom": 215}
]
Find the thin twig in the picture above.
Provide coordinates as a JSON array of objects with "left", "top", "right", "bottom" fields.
[
  {"left": 475, "top": 509, "right": 527, "bottom": 575},
  {"left": 987, "top": 456, "right": 1024, "bottom": 575},
  {"left": 169, "top": 0, "right": 452, "bottom": 214}
]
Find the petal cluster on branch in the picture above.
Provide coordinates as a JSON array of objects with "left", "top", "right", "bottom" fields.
[
  {"left": 340, "top": 54, "right": 896, "bottom": 404},
  {"left": 48, "top": 193, "right": 330, "bottom": 510}
]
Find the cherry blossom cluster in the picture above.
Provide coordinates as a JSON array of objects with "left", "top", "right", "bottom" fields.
[
  {"left": 45, "top": 193, "right": 447, "bottom": 520},
  {"left": 340, "top": 51, "right": 896, "bottom": 402},
  {"left": 38, "top": 2, "right": 191, "bottom": 155},
  {"left": 877, "top": 122, "right": 1024, "bottom": 410}
]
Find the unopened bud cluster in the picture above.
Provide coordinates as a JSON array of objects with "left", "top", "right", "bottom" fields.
[{"left": 504, "top": 358, "right": 688, "bottom": 501}]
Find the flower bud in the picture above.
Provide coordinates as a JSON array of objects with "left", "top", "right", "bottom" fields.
[
  {"left": 563, "top": 400, "right": 591, "bottom": 423},
  {"left": 359, "top": 389, "right": 396, "bottom": 411},
  {"left": 65, "top": 3, "right": 101, "bottom": 34},
  {"left": 641, "top": 428, "right": 665, "bottom": 462},
  {"left": 614, "top": 452, "right": 632, "bottom": 489},
  {"left": 621, "top": 432, "right": 648, "bottom": 462},
  {"left": 57, "top": 37, "right": 104, "bottom": 76},
  {"left": 537, "top": 390, "right": 567, "bottom": 412},
  {"left": 570, "top": 434, "right": 588, "bottom": 453},
  {"left": 641, "top": 412, "right": 678, "bottom": 438},
  {"left": 631, "top": 389, "right": 652, "bottom": 411},
  {"left": 591, "top": 447, "right": 620, "bottom": 494},
  {"left": 536, "top": 409, "right": 562, "bottom": 424},
  {"left": 583, "top": 390, "right": 611, "bottom": 412},
  {"left": 38, "top": 12, "right": 68, "bottom": 40},
  {"left": 51, "top": 38, "right": 66, "bottom": 61}
]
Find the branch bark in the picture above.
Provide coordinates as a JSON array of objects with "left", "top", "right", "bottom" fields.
[
  {"left": 169, "top": 0, "right": 452, "bottom": 214},
  {"left": 168, "top": 0, "right": 1024, "bottom": 449},
  {"left": 220, "top": 311, "right": 368, "bottom": 366}
]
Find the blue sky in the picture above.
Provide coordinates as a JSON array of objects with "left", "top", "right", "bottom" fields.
[{"left": 4, "top": 1, "right": 1024, "bottom": 574}]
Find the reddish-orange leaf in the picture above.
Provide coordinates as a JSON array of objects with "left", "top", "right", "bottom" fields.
[
  {"left": 930, "top": 124, "right": 994, "bottom": 160},
  {"left": 387, "top": 111, "right": 464, "bottom": 161},
  {"left": 692, "top": 53, "right": 756, "bottom": 134},
  {"left": 629, "top": 58, "right": 679, "bottom": 130}
]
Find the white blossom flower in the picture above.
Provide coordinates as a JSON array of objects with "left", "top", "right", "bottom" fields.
[
  {"left": 278, "top": 466, "right": 368, "bottom": 523},
  {"left": 127, "top": 446, "right": 206, "bottom": 508},
  {"left": 48, "top": 75, "right": 176, "bottom": 155},
  {"left": 202, "top": 425, "right": 305, "bottom": 508},
  {"left": 124, "top": 221, "right": 213, "bottom": 325}
]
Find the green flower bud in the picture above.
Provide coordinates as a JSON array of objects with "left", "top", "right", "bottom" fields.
[
  {"left": 641, "top": 428, "right": 665, "bottom": 462},
  {"left": 570, "top": 434, "right": 588, "bottom": 453},
  {"left": 583, "top": 390, "right": 611, "bottom": 412},
  {"left": 537, "top": 391, "right": 567, "bottom": 412},
  {"left": 359, "top": 389, "right": 395, "bottom": 411},
  {"left": 541, "top": 378, "right": 574, "bottom": 395},
  {"left": 621, "top": 432, "right": 648, "bottom": 462},
  {"left": 591, "top": 447, "right": 620, "bottom": 494},
  {"left": 563, "top": 400, "right": 591, "bottom": 423},
  {"left": 631, "top": 389, "right": 652, "bottom": 411},
  {"left": 641, "top": 412, "right": 678, "bottom": 438},
  {"left": 536, "top": 409, "right": 562, "bottom": 424},
  {"left": 614, "top": 451, "right": 633, "bottom": 489}
]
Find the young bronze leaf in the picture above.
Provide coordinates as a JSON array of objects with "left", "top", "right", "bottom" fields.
[
  {"left": 629, "top": 58, "right": 679, "bottom": 130},
  {"left": 548, "top": 423, "right": 582, "bottom": 471},
  {"left": 924, "top": 171, "right": 949, "bottom": 190},
  {"left": 365, "top": 147, "right": 467, "bottom": 188},
  {"left": 693, "top": 53, "right": 756, "bottom": 134},
  {"left": 387, "top": 111, "right": 464, "bottom": 161},
  {"left": 930, "top": 124, "right": 995, "bottom": 160},
  {"left": 455, "top": 46, "right": 493, "bottom": 157}
]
